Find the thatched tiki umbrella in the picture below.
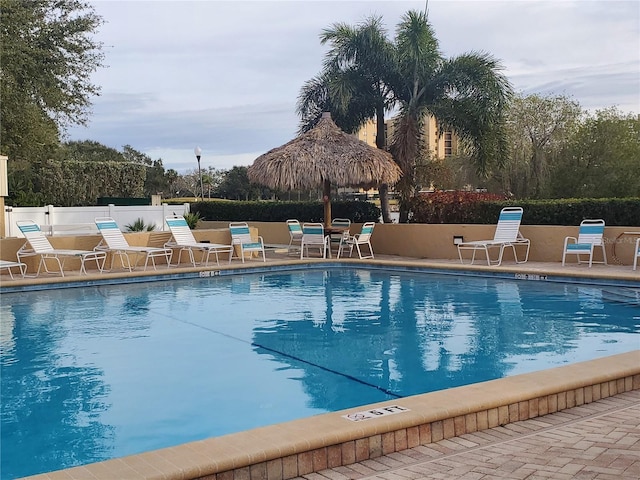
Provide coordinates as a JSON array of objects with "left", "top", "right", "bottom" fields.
[{"left": 248, "top": 112, "right": 402, "bottom": 225}]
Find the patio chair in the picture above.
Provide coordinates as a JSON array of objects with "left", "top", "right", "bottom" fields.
[
  {"left": 94, "top": 217, "right": 173, "bottom": 271},
  {"left": 337, "top": 222, "right": 375, "bottom": 259},
  {"left": 286, "top": 219, "right": 303, "bottom": 255},
  {"left": 165, "top": 216, "right": 234, "bottom": 266},
  {"left": 562, "top": 219, "right": 607, "bottom": 268},
  {"left": 329, "top": 218, "right": 351, "bottom": 255},
  {"left": 300, "top": 223, "right": 330, "bottom": 259},
  {"left": 0, "top": 259, "right": 27, "bottom": 279},
  {"left": 16, "top": 220, "right": 106, "bottom": 277},
  {"left": 635, "top": 237, "right": 640, "bottom": 271},
  {"left": 229, "top": 222, "right": 266, "bottom": 263},
  {"left": 457, "top": 207, "right": 530, "bottom": 266}
]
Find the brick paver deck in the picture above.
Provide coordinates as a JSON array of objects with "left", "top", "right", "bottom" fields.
[{"left": 301, "top": 390, "right": 640, "bottom": 480}]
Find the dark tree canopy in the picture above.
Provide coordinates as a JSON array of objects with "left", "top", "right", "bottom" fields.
[{"left": 0, "top": 0, "right": 105, "bottom": 161}]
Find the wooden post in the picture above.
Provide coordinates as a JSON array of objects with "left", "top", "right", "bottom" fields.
[
  {"left": 0, "top": 155, "right": 7, "bottom": 238},
  {"left": 323, "top": 178, "right": 331, "bottom": 226}
]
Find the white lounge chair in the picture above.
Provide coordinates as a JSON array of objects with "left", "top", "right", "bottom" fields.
[
  {"left": 286, "top": 219, "right": 303, "bottom": 255},
  {"left": 0, "top": 260, "right": 27, "bottom": 279},
  {"left": 562, "top": 219, "right": 607, "bottom": 268},
  {"left": 457, "top": 207, "right": 530, "bottom": 266},
  {"left": 16, "top": 220, "right": 106, "bottom": 277},
  {"left": 229, "top": 222, "right": 266, "bottom": 263},
  {"left": 337, "top": 222, "right": 375, "bottom": 259},
  {"left": 634, "top": 237, "right": 640, "bottom": 271},
  {"left": 95, "top": 217, "right": 173, "bottom": 271},
  {"left": 165, "top": 216, "right": 233, "bottom": 266},
  {"left": 300, "top": 223, "right": 330, "bottom": 259}
]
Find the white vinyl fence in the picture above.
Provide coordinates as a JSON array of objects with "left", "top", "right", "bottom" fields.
[{"left": 5, "top": 203, "right": 190, "bottom": 238}]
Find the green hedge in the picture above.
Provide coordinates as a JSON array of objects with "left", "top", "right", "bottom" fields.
[
  {"left": 191, "top": 200, "right": 381, "bottom": 223},
  {"left": 183, "top": 197, "right": 640, "bottom": 226},
  {"left": 408, "top": 195, "right": 640, "bottom": 226}
]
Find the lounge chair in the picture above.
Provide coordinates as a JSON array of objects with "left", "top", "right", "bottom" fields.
[
  {"left": 286, "top": 219, "right": 303, "bottom": 255},
  {"left": 634, "top": 237, "right": 640, "bottom": 271},
  {"left": 229, "top": 222, "right": 266, "bottom": 263},
  {"left": 562, "top": 219, "right": 607, "bottom": 268},
  {"left": 457, "top": 207, "right": 530, "bottom": 266},
  {"left": 300, "top": 223, "right": 330, "bottom": 259},
  {"left": 165, "top": 216, "right": 234, "bottom": 266},
  {"left": 94, "top": 217, "right": 173, "bottom": 271},
  {"left": 337, "top": 222, "right": 375, "bottom": 259},
  {"left": 0, "top": 260, "right": 27, "bottom": 279},
  {"left": 16, "top": 220, "right": 106, "bottom": 277}
]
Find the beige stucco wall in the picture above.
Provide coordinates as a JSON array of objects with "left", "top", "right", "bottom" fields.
[
  {"left": 1, "top": 222, "right": 639, "bottom": 269},
  {"left": 201, "top": 221, "right": 639, "bottom": 266}
]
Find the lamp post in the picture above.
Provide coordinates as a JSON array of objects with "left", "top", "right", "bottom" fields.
[{"left": 194, "top": 146, "right": 204, "bottom": 201}]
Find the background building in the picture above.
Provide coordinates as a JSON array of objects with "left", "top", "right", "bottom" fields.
[{"left": 355, "top": 115, "right": 458, "bottom": 159}]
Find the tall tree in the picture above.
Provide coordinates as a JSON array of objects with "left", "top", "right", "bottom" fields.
[
  {"left": 548, "top": 108, "right": 640, "bottom": 198},
  {"left": 388, "top": 10, "right": 512, "bottom": 222},
  {"left": 58, "top": 140, "right": 125, "bottom": 162},
  {"left": 299, "top": 10, "right": 512, "bottom": 222},
  {"left": 297, "top": 16, "right": 397, "bottom": 222},
  {"left": 505, "top": 94, "right": 581, "bottom": 198},
  {"left": 217, "top": 166, "right": 262, "bottom": 200},
  {"left": 1, "top": 0, "right": 105, "bottom": 205},
  {"left": 1, "top": 0, "right": 105, "bottom": 160}
]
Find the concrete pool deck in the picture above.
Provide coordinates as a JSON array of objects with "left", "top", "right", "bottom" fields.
[{"left": 2, "top": 254, "right": 639, "bottom": 480}]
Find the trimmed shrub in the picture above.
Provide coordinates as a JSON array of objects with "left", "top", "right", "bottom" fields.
[
  {"left": 191, "top": 200, "right": 381, "bottom": 223},
  {"left": 408, "top": 194, "right": 640, "bottom": 226}
]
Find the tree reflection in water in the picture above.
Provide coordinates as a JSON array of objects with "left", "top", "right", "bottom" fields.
[{"left": 251, "top": 270, "right": 639, "bottom": 407}]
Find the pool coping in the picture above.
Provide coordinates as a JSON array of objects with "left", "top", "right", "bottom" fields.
[
  {"left": 9, "top": 257, "right": 640, "bottom": 479},
  {"left": 25, "top": 351, "right": 640, "bottom": 480}
]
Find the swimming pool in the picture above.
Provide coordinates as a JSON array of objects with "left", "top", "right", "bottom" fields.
[{"left": 1, "top": 267, "right": 638, "bottom": 478}]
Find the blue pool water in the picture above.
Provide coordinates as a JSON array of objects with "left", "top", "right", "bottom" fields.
[{"left": 1, "top": 268, "right": 639, "bottom": 479}]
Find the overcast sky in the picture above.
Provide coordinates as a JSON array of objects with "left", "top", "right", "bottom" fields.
[{"left": 67, "top": 0, "right": 640, "bottom": 173}]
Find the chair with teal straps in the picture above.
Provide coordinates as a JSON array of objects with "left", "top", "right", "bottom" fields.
[
  {"left": 286, "top": 219, "right": 303, "bottom": 255},
  {"left": 300, "top": 223, "right": 330, "bottom": 259},
  {"left": 337, "top": 222, "right": 375, "bottom": 259},
  {"left": 17, "top": 220, "right": 106, "bottom": 276},
  {"left": 562, "top": 219, "right": 607, "bottom": 268},
  {"left": 457, "top": 207, "right": 530, "bottom": 266},
  {"left": 165, "top": 216, "right": 233, "bottom": 266},
  {"left": 95, "top": 217, "right": 172, "bottom": 271},
  {"left": 229, "top": 222, "right": 266, "bottom": 263}
]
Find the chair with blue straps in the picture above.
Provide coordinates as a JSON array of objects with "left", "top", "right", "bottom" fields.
[
  {"left": 165, "top": 216, "right": 234, "bottom": 266},
  {"left": 229, "top": 222, "right": 266, "bottom": 263},
  {"left": 286, "top": 219, "right": 303, "bottom": 255},
  {"left": 337, "top": 222, "right": 375, "bottom": 259},
  {"left": 95, "top": 217, "right": 172, "bottom": 271},
  {"left": 300, "top": 223, "right": 330, "bottom": 259},
  {"left": 17, "top": 220, "right": 106, "bottom": 276},
  {"left": 457, "top": 207, "right": 530, "bottom": 266},
  {"left": 562, "top": 219, "right": 607, "bottom": 268}
]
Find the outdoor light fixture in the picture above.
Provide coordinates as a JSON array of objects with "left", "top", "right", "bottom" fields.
[
  {"left": 453, "top": 235, "right": 464, "bottom": 245},
  {"left": 194, "top": 146, "right": 204, "bottom": 201}
]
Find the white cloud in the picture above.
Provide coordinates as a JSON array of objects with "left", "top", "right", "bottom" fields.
[{"left": 67, "top": 0, "right": 640, "bottom": 172}]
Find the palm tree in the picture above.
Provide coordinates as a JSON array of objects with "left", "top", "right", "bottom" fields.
[
  {"left": 299, "top": 9, "right": 513, "bottom": 223},
  {"left": 388, "top": 10, "right": 512, "bottom": 222},
  {"left": 297, "top": 17, "right": 397, "bottom": 222}
]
